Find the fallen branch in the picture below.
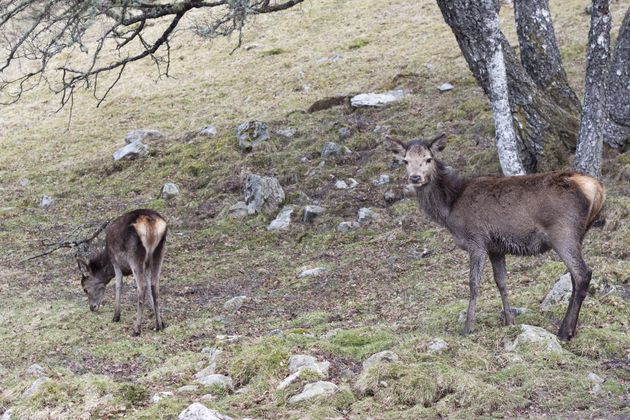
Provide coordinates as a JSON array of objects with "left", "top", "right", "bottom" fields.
[{"left": 21, "top": 220, "right": 110, "bottom": 263}]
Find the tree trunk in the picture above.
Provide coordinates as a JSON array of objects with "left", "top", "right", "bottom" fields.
[
  {"left": 574, "top": 0, "right": 612, "bottom": 178},
  {"left": 514, "top": 0, "right": 582, "bottom": 119},
  {"left": 436, "top": 0, "right": 581, "bottom": 173},
  {"left": 604, "top": 7, "right": 630, "bottom": 149}
]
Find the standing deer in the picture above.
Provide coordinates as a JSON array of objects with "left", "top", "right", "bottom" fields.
[
  {"left": 387, "top": 134, "right": 605, "bottom": 340},
  {"left": 77, "top": 209, "right": 167, "bottom": 336}
]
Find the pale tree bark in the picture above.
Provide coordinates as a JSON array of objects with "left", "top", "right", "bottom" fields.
[
  {"left": 604, "top": 7, "right": 630, "bottom": 148},
  {"left": 574, "top": 0, "right": 612, "bottom": 178},
  {"left": 486, "top": 8, "right": 525, "bottom": 175},
  {"left": 436, "top": 0, "right": 579, "bottom": 173}
]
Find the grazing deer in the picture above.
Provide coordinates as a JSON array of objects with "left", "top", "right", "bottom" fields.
[
  {"left": 77, "top": 209, "right": 167, "bottom": 336},
  {"left": 387, "top": 134, "right": 605, "bottom": 340}
]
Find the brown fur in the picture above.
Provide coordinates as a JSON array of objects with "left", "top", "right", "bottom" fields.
[
  {"left": 77, "top": 209, "right": 168, "bottom": 336},
  {"left": 387, "top": 134, "right": 605, "bottom": 340}
]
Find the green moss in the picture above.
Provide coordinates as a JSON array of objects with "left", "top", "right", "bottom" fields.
[
  {"left": 118, "top": 383, "right": 149, "bottom": 406},
  {"left": 565, "top": 328, "right": 630, "bottom": 359},
  {"left": 348, "top": 38, "right": 370, "bottom": 50},
  {"left": 321, "top": 328, "right": 396, "bottom": 360},
  {"left": 261, "top": 48, "right": 286, "bottom": 56},
  {"left": 228, "top": 336, "right": 290, "bottom": 387}
]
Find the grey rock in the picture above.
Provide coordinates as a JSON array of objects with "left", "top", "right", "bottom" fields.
[
  {"left": 288, "top": 381, "right": 338, "bottom": 404},
  {"left": 303, "top": 205, "right": 326, "bottom": 222},
  {"left": 125, "top": 129, "right": 162, "bottom": 144},
  {"left": 215, "top": 334, "right": 240, "bottom": 343},
  {"left": 151, "top": 391, "right": 174, "bottom": 403},
  {"left": 588, "top": 372, "right": 605, "bottom": 384},
  {"left": 362, "top": 351, "right": 399, "bottom": 369},
  {"left": 226, "top": 201, "right": 248, "bottom": 218},
  {"left": 338, "top": 127, "right": 352, "bottom": 139},
  {"left": 288, "top": 355, "right": 330, "bottom": 376},
  {"left": 267, "top": 206, "right": 294, "bottom": 231},
  {"left": 372, "top": 174, "right": 390, "bottom": 186},
  {"left": 244, "top": 174, "right": 285, "bottom": 215},
  {"left": 223, "top": 296, "right": 248, "bottom": 312},
  {"left": 237, "top": 121, "right": 269, "bottom": 151},
  {"left": 347, "top": 178, "right": 359, "bottom": 189},
  {"left": 19, "top": 178, "right": 29, "bottom": 187},
  {"left": 160, "top": 182, "right": 179, "bottom": 199},
  {"left": 335, "top": 180, "right": 349, "bottom": 189},
  {"left": 317, "top": 53, "right": 343, "bottom": 64},
  {"left": 113, "top": 139, "right": 148, "bottom": 161},
  {"left": 427, "top": 338, "right": 449, "bottom": 353},
  {"left": 200, "top": 394, "right": 218, "bottom": 402},
  {"left": 505, "top": 324, "right": 563, "bottom": 354},
  {"left": 541, "top": 273, "right": 572, "bottom": 312},
  {"left": 384, "top": 189, "right": 398, "bottom": 204},
  {"left": 337, "top": 221, "right": 360, "bottom": 233},
  {"left": 1, "top": 409, "right": 12, "bottom": 420},
  {"left": 351, "top": 89, "right": 406, "bottom": 108},
  {"left": 21, "top": 376, "right": 50, "bottom": 399},
  {"left": 199, "top": 126, "right": 218, "bottom": 138},
  {"left": 196, "top": 374, "right": 233, "bottom": 390},
  {"left": 438, "top": 82, "right": 454, "bottom": 92},
  {"left": 39, "top": 196, "right": 54, "bottom": 209},
  {"left": 298, "top": 267, "right": 325, "bottom": 278},
  {"left": 276, "top": 127, "right": 297, "bottom": 138},
  {"left": 178, "top": 403, "right": 232, "bottom": 420},
  {"left": 321, "top": 142, "right": 343, "bottom": 159},
  {"left": 197, "top": 348, "right": 222, "bottom": 378},
  {"left": 358, "top": 207, "right": 381, "bottom": 223},
  {"left": 26, "top": 364, "right": 46, "bottom": 378},
  {"left": 177, "top": 385, "right": 199, "bottom": 394}
]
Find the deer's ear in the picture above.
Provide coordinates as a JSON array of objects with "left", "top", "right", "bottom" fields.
[
  {"left": 429, "top": 133, "right": 447, "bottom": 152},
  {"left": 385, "top": 136, "right": 406, "bottom": 158},
  {"left": 77, "top": 257, "right": 90, "bottom": 275}
]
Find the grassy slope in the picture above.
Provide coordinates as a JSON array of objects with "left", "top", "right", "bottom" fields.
[{"left": 1, "top": 0, "right": 629, "bottom": 418}]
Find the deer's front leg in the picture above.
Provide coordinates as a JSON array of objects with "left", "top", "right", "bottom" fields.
[
  {"left": 112, "top": 265, "right": 123, "bottom": 323},
  {"left": 462, "top": 250, "right": 486, "bottom": 336}
]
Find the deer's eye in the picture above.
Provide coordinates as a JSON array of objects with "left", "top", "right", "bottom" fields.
[
  {"left": 426, "top": 158, "right": 432, "bottom": 164},
  {"left": 403, "top": 159, "right": 409, "bottom": 165}
]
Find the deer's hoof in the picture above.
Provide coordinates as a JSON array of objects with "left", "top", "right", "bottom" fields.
[
  {"left": 112, "top": 315, "right": 120, "bottom": 323},
  {"left": 132, "top": 328, "right": 141, "bottom": 337},
  {"left": 155, "top": 321, "right": 166, "bottom": 331},
  {"left": 557, "top": 329, "right": 573, "bottom": 342},
  {"left": 460, "top": 326, "right": 474, "bottom": 336}
]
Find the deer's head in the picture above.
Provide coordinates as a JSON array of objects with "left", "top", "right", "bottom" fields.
[
  {"left": 386, "top": 133, "right": 447, "bottom": 187},
  {"left": 77, "top": 257, "right": 107, "bottom": 312}
]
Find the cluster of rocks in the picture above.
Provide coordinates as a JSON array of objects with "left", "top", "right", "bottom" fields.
[
  {"left": 278, "top": 355, "right": 339, "bottom": 404},
  {"left": 113, "top": 129, "right": 160, "bottom": 161}
]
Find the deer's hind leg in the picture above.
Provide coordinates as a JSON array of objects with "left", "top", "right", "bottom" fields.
[
  {"left": 149, "top": 236, "right": 166, "bottom": 331},
  {"left": 490, "top": 253, "right": 513, "bottom": 326},
  {"left": 130, "top": 246, "right": 148, "bottom": 336}
]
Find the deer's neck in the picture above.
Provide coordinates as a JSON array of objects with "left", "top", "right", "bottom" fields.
[
  {"left": 94, "top": 250, "right": 116, "bottom": 284},
  {"left": 416, "top": 164, "right": 466, "bottom": 227}
]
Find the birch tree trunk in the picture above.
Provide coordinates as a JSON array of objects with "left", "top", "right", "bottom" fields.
[
  {"left": 436, "top": 0, "right": 580, "bottom": 173},
  {"left": 604, "top": 7, "right": 630, "bottom": 148},
  {"left": 574, "top": 0, "right": 612, "bottom": 178}
]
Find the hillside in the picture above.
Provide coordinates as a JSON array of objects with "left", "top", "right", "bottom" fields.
[{"left": 1, "top": 0, "right": 629, "bottom": 418}]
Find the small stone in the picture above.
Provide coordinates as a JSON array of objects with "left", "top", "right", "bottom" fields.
[
  {"left": 196, "top": 374, "right": 233, "bottom": 390},
  {"left": 298, "top": 267, "right": 325, "bottom": 278},
  {"left": 351, "top": 90, "right": 406, "bottom": 108},
  {"left": 177, "top": 385, "right": 199, "bottom": 394},
  {"left": 438, "top": 83, "right": 454, "bottom": 92},
  {"left": 303, "top": 205, "right": 326, "bottom": 222},
  {"left": 178, "top": 403, "right": 232, "bottom": 420},
  {"left": 199, "top": 126, "right": 218, "bottom": 138},
  {"left": 245, "top": 43, "right": 262, "bottom": 51},
  {"left": 288, "top": 355, "right": 330, "bottom": 376},
  {"left": 244, "top": 174, "right": 285, "bottom": 215},
  {"left": 588, "top": 372, "right": 605, "bottom": 384},
  {"left": 373, "top": 125, "right": 392, "bottom": 136},
  {"left": 26, "top": 364, "right": 46, "bottom": 378},
  {"left": 427, "top": 338, "right": 449, "bottom": 353},
  {"left": 200, "top": 393, "right": 218, "bottom": 402},
  {"left": 337, "top": 221, "right": 360, "bottom": 232},
  {"left": 39, "top": 196, "right": 54, "bottom": 209},
  {"left": 362, "top": 351, "right": 399, "bottom": 370},
  {"left": 584, "top": 5, "right": 592, "bottom": 15},
  {"left": 335, "top": 180, "right": 348, "bottom": 189},
  {"left": 288, "top": 381, "right": 338, "bottom": 404},
  {"left": 151, "top": 391, "right": 174, "bottom": 403},
  {"left": 237, "top": 121, "right": 269, "bottom": 151},
  {"left": 160, "top": 182, "right": 179, "bottom": 199},
  {"left": 19, "top": 178, "right": 29, "bottom": 187},
  {"left": 276, "top": 127, "right": 297, "bottom": 138},
  {"left": 113, "top": 140, "right": 148, "bottom": 161},
  {"left": 317, "top": 53, "right": 343, "bottom": 64},
  {"left": 321, "top": 142, "right": 343, "bottom": 159},
  {"left": 223, "top": 296, "right": 248, "bottom": 312},
  {"left": 384, "top": 190, "right": 398, "bottom": 204},
  {"left": 505, "top": 324, "right": 563, "bottom": 354},
  {"left": 267, "top": 206, "right": 294, "bottom": 231},
  {"left": 215, "top": 334, "right": 240, "bottom": 343},
  {"left": 358, "top": 207, "right": 381, "bottom": 223},
  {"left": 226, "top": 201, "right": 248, "bottom": 218},
  {"left": 21, "top": 377, "right": 50, "bottom": 399},
  {"left": 347, "top": 178, "right": 359, "bottom": 189},
  {"left": 338, "top": 127, "right": 352, "bottom": 140},
  {"left": 541, "top": 273, "right": 572, "bottom": 312},
  {"left": 125, "top": 129, "right": 162, "bottom": 144},
  {"left": 1, "top": 409, "right": 12, "bottom": 420},
  {"left": 372, "top": 174, "right": 390, "bottom": 186}
]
